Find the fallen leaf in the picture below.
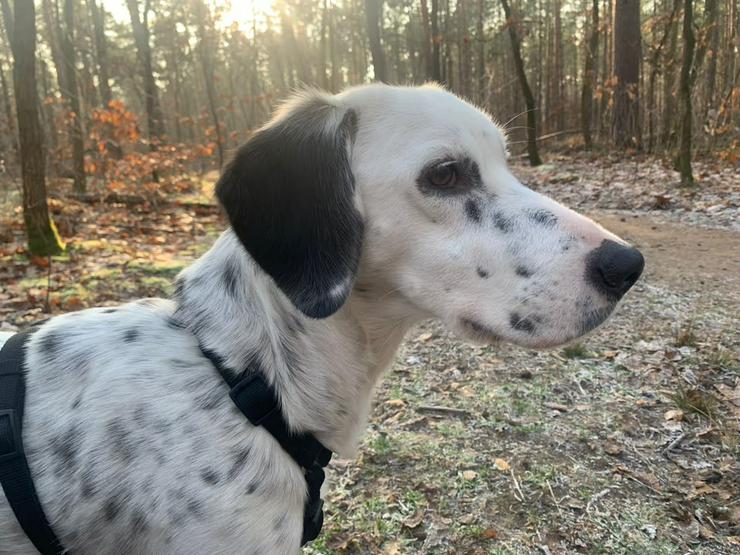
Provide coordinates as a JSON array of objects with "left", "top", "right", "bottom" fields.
[
  {"left": 664, "top": 409, "right": 684, "bottom": 421},
  {"left": 462, "top": 470, "right": 478, "bottom": 480},
  {"left": 482, "top": 528, "right": 499, "bottom": 539},
  {"left": 494, "top": 458, "right": 510, "bottom": 471}
]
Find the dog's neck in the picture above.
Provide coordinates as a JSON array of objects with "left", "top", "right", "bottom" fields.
[{"left": 173, "top": 230, "right": 422, "bottom": 456}]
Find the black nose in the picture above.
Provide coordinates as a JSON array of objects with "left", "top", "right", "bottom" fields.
[{"left": 586, "top": 240, "right": 645, "bottom": 301}]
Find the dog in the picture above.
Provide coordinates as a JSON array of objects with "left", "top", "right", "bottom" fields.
[{"left": 0, "top": 84, "right": 644, "bottom": 554}]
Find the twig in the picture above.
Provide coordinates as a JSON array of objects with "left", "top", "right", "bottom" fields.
[
  {"left": 622, "top": 473, "right": 663, "bottom": 496},
  {"left": 586, "top": 487, "right": 613, "bottom": 514},
  {"left": 543, "top": 401, "right": 569, "bottom": 412},
  {"left": 509, "top": 468, "right": 525, "bottom": 502},
  {"left": 546, "top": 479, "right": 562, "bottom": 516},
  {"left": 662, "top": 432, "right": 687, "bottom": 457},
  {"left": 44, "top": 255, "right": 52, "bottom": 313},
  {"left": 572, "top": 376, "right": 587, "bottom": 396},
  {"left": 416, "top": 405, "right": 470, "bottom": 417}
]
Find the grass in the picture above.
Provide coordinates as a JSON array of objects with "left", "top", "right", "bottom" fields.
[
  {"left": 672, "top": 387, "right": 719, "bottom": 420},
  {"left": 562, "top": 342, "right": 590, "bottom": 358},
  {"left": 674, "top": 321, "right": 699, "bottom": 347}
]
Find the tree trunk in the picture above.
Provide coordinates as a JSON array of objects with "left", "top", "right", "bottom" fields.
[
  {"left": 0, "top": 54, "right": 18, "bottom": 167},
  {"left": 194, "top": 0, "right": 223, "bottom": 168},
  {"left": 661, "top": 0, "right": 679, "bottom": 149},
  {"left": 365, "top": 0, "right": 387, "bottom": 82},
  {"left": 702, "top": 0, "right": 719, "bottom": 115},
  {"left": 2, "top": 0, "right": 64, "bottom": 255},
  {"left": 581, "top": 0, "right": 599, "bottom": 148},
  {"left": 126, "top": 0, "right": 164, "bottom": 143},
  {"left": 677, "top": 0, "right": 694, "bottom": 185},
  {"left": 419, "top": 0, "right": 434, "bottom": 80},
  {"left": 89, "top": 0, "right": 111, "bottom": 108},
  {"left": 475, "top": 0, "right": 485, "bottom": 102},
  {"left": 612, "top": 0, "right": 642, "bottom": 148},
  {"left": 646, "top": 0, "right": 677, "bottom": 152},
  {"left": 457, "top": 0, "right": 471, "bottom": 99},
  {"left": 431, "top": 0, "right": 442, "bottom": 81},
  {"left": 500, "top": 0, "right": 542, "bottom": 166},
  {"left": 60, "top": 0, "right": 85, "bottom": 193}
]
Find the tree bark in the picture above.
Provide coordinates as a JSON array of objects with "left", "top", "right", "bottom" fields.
[
  {"left": 365, "top": 0, "right": 387, "bottom": 82},
  {"left": 194, "top": 0, "right": 223, "bottom": 168},
  {"left": 500, "top": 0, "right": 542, "bottom": 166},
  {"left": 457, "top": 0, "right": 471, "bottom": 99},
  {"left": 126, "top": 0, "right": 164, "bottom": 142},
  {"left": 475, "top": 0, "right": 485, "bottom": 102},
  {"left": 431, "top": 0, "right": 442, "bottom": 81},
  {"left": 2, "top": 0, "right": 64, "bottom": 255},
  {"left": 60, "top": 0, "right": 85, "bottom": 193},
  {"left": 661, "top": 0, "right": 679, "bottom": 148},
  {"left": 612, "top": 0, "right": 642, "bottom": 149},
  {"left": 419, "top": 0, "right": 434, "bottom": 80},
  {"left": 89, "top": 0, "right": 111, "bottom": 108},
  {"left": 580, "top": 0, "right": 599, "bottom": 148},
  {"left": 0, "top": 52, "right": 18, "bottom": 167},
  {"left": 677, "top": 0, "right": 694, "bottom": 185},
  {"left": 702, "top": 0, "right": 719, "bottom": 115}
]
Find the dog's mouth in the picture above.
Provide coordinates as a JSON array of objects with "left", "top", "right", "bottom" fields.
[{"left": 459, "top": 302, "right": 616, "bottom": 349}]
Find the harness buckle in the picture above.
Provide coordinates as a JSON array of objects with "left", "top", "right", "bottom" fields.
[{"left": 0, "top": 409, "right": 21, "bottom": 463}]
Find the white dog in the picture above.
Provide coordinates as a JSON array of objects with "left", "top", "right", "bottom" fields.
[{"left": 0, "top": 84, "right": 643, "bottom": 554}]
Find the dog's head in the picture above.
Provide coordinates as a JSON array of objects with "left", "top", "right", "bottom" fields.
[{"left": 216, "top": 85, "right": 643, "bottom": 348}]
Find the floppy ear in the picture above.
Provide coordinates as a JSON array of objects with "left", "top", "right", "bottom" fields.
[{"left": 215, "top": 91, "right": 363, "bottom": 319}]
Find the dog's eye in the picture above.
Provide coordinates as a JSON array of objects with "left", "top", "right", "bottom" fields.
[{"left": 429, "top": 162, "right": 457, "bottom": 187}]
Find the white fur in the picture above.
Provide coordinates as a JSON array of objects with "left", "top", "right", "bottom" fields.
[{"left": 0, "top": 85, "right": 635, "bottom": 554}]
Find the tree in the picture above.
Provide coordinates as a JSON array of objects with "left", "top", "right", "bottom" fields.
[
  {"left": 126, "top": 0, "right": 165, "bottom": 143},
  {"left": 193, "top": 0, "right": 224, "bottom": 167},
  {"left": 612, "top": 0, "right": 641, "bottom": 148},
  {"left": 365, "top": 0, "right": 387, "bottom": 82},
  {"left": 89, "top": 0, "right": 112, "bottom": 109},
  {"left": 1, "top": 0, "right": 64, "bottom": 255},
  {"left": 60, "top": 0, "right": 85, "bottom": 193},
  {"left": 580, "top": 0, "right": 599, "bottom": 149},
  {"left": 500, "top": 0, "right": 542, "bottom": 166},
  {"left": 676, "top": 0, "right": 694, "bottom": 184}
]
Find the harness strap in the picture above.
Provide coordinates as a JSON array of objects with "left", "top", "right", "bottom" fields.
[
  {"left": 201, "top": 348, "right": 332, "bottom": 545},
  {"left": 0, "top": 333, "right": 66, "bottom": 555}
]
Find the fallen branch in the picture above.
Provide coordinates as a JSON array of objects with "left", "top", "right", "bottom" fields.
[{"left": 416, "top": 405, "right": 471, "bottom": 417}]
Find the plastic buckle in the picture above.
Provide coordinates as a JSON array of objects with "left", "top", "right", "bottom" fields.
[{"left": 0, "top": 409, "right": 21, "bottom": 463}]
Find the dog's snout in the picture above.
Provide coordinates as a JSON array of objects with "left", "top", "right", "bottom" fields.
[{"left": 586, "top": 240, "right": 645, "bottom": 300}]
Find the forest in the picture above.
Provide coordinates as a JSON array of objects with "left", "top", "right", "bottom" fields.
[
  {"left": 0, "top": 0, "right": 736, "bottom": 256},
  {"left": 0, "top": 0, "right": 738, "bottom": 554}
]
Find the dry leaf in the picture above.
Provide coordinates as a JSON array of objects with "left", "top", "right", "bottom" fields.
[
  {"left": 664, "top": 409, "right": 684, "bottom": 421},
  {"left": 494, "top": 458, "right": 510, "bottom": 471},
  {"left": 462, "top": 470, "right": 478, "bottom": 480}
]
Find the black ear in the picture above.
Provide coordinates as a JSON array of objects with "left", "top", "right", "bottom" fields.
[{"left": 215, "top": 91, "right": 363, "bottom": 319}]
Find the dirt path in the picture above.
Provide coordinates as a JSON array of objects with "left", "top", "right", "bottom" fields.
[{"left": 591, "top": 211, "right": 740, "bottom": 298}]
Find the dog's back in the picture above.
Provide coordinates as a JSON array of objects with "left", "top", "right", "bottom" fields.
[{"left": 1, "top": 300, "right": 306, "bottom": 554}]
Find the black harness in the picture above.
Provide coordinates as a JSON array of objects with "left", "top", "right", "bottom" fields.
[{"left": 0, "top": 332, "right": 332, "bottom": 553}]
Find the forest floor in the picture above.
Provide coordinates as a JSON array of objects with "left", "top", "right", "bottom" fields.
[{"left": 0, "top": 153, "right": 738, "bottom": 554}]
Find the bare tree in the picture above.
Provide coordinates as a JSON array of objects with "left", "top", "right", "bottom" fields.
[
  {"left": 60, "top": 0, "right": 85, "bottom": 193},
  {"left": 677, "top": 0, "right": 694, "bottom": 184},
  {"left": 89, "top": 0, "right": 112, "bottom": 108},
  {"left": 1, "top": 0, "right": 64, "bottom": 255},
  {"left": 500, "top": 0, "right": 542, "bottom": 166},
  {"left": 126, "top": 0, "right": 165, "bottom": 142},
  {"left": 365, "top": 0, "right": 387, "bottom": 82},
  {"left": 580, "top": 0, "right": 599, "bottom": 149},
  {"left": 612, "top": 0, "right": 642, "bottom": 148},
  {"left": 193, "top": 0, "right": 224, "bottom": 167}
]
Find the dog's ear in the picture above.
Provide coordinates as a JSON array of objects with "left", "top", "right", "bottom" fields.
[{"left": 216, "top": 91, "right": 363, "bottom": 319}]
